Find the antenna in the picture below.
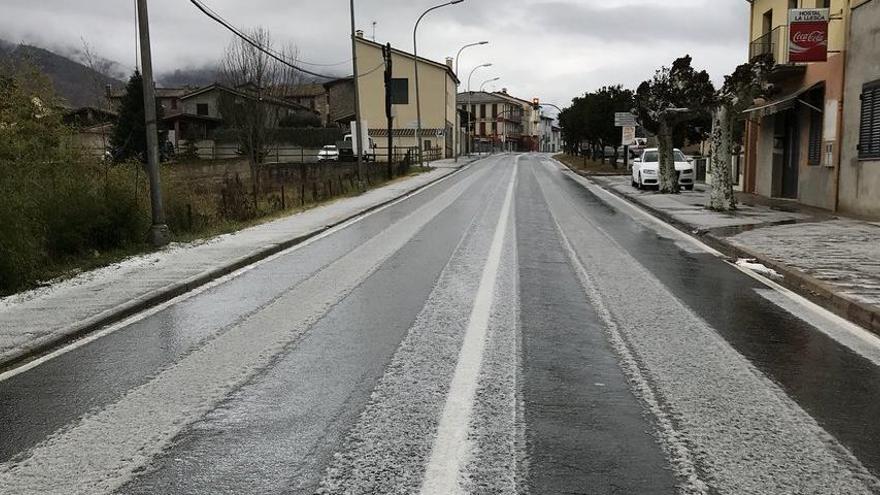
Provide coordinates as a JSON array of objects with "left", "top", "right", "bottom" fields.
[{"left": 372, "top": 21, "right": 377, "bottom": 41}]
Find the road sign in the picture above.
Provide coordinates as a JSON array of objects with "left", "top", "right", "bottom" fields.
[
  {"left": 615, "top": 112, "right": 637, "bottom": 127},
  {"left": 622, "top": 126, "right": 636, "bottom": 146}
]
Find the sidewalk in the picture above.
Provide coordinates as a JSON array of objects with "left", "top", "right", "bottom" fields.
[
  {"left": 0, "top": 157, "right": 479, "bottom": 370},
  {"left": 589, "top": 175, "right": 880, "bottom": 334}
]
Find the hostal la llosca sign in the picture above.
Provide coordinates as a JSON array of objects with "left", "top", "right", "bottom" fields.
[{"left": 789, "top": 8, "right": 830, "bottom": 63}]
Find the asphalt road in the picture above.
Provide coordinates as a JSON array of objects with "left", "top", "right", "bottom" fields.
[{"left": 1, "top": 154, "right": 880, "bottom": 494}]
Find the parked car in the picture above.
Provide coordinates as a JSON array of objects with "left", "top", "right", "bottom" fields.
[
  {"left": 631, "top": 147, "right": 696, "bottom": 191},
  {"left": 317, "top": 145, "right": 340, "bottom": 162}
]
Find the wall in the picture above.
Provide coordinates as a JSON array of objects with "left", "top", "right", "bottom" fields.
[
  {"left": 182, "top": 92, "right": 221, "bottom": 119},
  {"left": 749, "top": 0, "right": 848, "bottom": 54},
  {"left": 355, "top": 38, "right": 456, "bottom": 157},
  {"left": 839, "top": 0, "right": 880, "bottom": 218}
]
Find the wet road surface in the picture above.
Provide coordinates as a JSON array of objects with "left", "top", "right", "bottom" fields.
[{"left": 1, "top": 154, "right": 879, "bottom": 494}]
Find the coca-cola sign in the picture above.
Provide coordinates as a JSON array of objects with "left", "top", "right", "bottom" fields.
[{"left": 789, "top": 8, "right": 829, "bottom": 62}]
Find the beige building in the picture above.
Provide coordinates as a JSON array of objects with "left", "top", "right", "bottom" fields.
[
  {"left": 743, "top": 0, "right": 848, "bottom": 210},
  {"left": 839, "top": 0, "right": 880, "bottom": 217},
  {"left": 352, "top": 36, "right": 459, "bottom": 161}
]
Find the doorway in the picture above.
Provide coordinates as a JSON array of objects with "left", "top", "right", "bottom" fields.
[{"left": 775, "top": 110, "right": 800, "bottom": 199}]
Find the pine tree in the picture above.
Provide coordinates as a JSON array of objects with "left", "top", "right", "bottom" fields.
[{"left": 110, "top": 71, "right": 163, "bottom": 163}]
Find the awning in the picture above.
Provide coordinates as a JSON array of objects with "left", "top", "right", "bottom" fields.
[{"left": 743, "top": 82, "right": 824, "bottom": 118}]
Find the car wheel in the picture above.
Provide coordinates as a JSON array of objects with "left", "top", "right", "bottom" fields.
[
  {"left": 637, "top": 173, "right": 643, "bottom": 190},
  {"left": 632, "top": 177, "right": 638, "bottom": 188},
  {"left": 685, "top": 185, "right": 694, "bottom": 191}
]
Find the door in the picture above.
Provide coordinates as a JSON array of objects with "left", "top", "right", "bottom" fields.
[{"left": 781, "top": 111, "right": 799, "bottom": 199}]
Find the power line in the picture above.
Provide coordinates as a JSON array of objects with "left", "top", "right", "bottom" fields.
[{"left": 188, "top": 0, "right": 351, "bottom": 77}]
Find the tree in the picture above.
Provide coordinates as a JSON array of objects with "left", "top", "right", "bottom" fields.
[
  {"left": 635, "top": 55, "right": 715, "bottom": 193},
  {"left": 110, "top": 71, "right": 164, "bottom": 163},
  {"left": 218, "top": 28, "right": 301, "bottom": 197},
  {"left": 706, "top": 55, "right": 774, "bottom": 211},
  {"left": 558, "top": 85, "right": 634, "bottom": 166}
]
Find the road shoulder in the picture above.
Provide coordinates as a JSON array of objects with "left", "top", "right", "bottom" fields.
[
  {"left": 555, "top": 159, "right": 880, "bottom": 336},
  {"left": 0, "top": 157, "right": 484, "bottom": 372}
]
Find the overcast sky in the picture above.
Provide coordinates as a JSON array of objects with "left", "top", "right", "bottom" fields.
[{"left": 1, "top": 0, "right": 750, "bottom": 109}]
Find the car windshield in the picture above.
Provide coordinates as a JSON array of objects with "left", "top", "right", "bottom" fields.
[
  {"left": 643, "top": 150, "right": 687, "bottom": 163},
  {"left": 323, "top": 146, "right": 337, "bottom": 151}
]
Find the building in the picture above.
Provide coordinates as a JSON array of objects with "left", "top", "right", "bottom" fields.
[
  {"left": 337, "top": 35, "right": 459, "bottom": 161},
  {"left": 539, "top": 115, "right": 562, "bottom": 153},
  {"left": 281, "top": 83, "right": 331, "bottom": 127},
  {"left": 457, "top": 91, "right": 525, "bottom": 152},
  {"left": 838, "top": 0, "right": 880, "bottom": 217},
  {"left": 742, "top": 0, "right": 847, "bottom": 210},
  {"left": 493, "top": 90, "right": 541, "bottom": 151},
  {"left": 110, "top": 87, "right": 188, "bottom": 115}
]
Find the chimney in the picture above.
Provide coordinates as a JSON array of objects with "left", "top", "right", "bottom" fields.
[
  {"left": 501, "top": 88, "right": 508, "bottom": 94},
  {"left": 355, "top": 29, "right": 364, "bottom": 38},
  {"left": 445, "top": 57, "right": 454, "bottom": 70}
]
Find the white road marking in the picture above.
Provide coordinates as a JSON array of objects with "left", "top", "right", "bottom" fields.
[
  {"left": 419, "top": 158, "right": 518, "bottom": 495},
  {"left": 0, "top": 161, "right": 481, "bottom": 383},
  {"left": 546, "top": 157, "right": 880, "bottom": 372},
  {"left": 755, "top": 288, "right": 880, "bottom": 367}
]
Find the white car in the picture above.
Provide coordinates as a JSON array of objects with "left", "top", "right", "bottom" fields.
[
  {"left": 631, "top": 148, "right": 696, "bottom": 191},
  {"left": 317, "top": 145, "right": 339, "bottom": 162}
]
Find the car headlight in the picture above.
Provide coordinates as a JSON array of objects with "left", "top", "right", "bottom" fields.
[
  {"left": 642, "top": 169, "right": 657, "bottom": 175},
  {"left": 681, "top": 169, "right": 694, "bottom": 175}
]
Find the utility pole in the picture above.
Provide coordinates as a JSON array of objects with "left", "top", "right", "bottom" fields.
[
  {"left": 136, "top": 0, "right": 170, "bottom": 247},
  {"left": 349, "top": 0, "right": 365, "bottom": 184},
  {"left": 383, "top": 43, "right": 394, "bottom": 179}
]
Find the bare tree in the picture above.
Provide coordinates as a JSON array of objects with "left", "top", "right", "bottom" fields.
[
  {"left": 706, "top": 55, "right": 774, "bottom": 211},
  {"left": 218, "top": 28, "right": 302, "bottom": 196},
  {"left": 636, "top": 56, "right": 715, "bottom": 194}
]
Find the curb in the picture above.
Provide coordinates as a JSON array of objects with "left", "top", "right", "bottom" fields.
[
  {"left": 565, "top": 166, "right": 880, "bottom": 336},
  {"left": 0, "top": 156, "right": 486, "bottom": 374}
]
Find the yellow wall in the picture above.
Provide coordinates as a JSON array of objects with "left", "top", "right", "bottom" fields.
[
  {"left": 355, "top": 38, "right": 457, "bottom": 154},
  {"left": 749, "top": 0, "right": 848, "bottom": 53}
]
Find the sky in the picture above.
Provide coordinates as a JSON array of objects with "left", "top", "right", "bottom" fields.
[{"left": 0, "top": 0, "right": 751, "bottom": 110}]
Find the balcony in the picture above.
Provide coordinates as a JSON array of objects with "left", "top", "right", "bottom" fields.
[
  {"left": 749, "top": 25, "right": 806, "bottom": 82},
  {"left": 750, "top": 25, "right": 788, "bottom": 64}
]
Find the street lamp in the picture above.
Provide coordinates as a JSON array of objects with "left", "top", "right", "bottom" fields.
[
  {"left": 466, "top": 63, "right": 491, "bottom": 156},
  {"left": 479, "top": 77, "right": 500, "bottom": 92},
  {"left": 455, "top": 41, "right": 488, "bottom": 78},
  {"left": 413, "top": 0, "right": 464, "bottom": 168},
  {"left": 453, "top": 40, "right": 488, "bottom": 162}
]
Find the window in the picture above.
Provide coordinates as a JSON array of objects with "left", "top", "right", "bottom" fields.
[
  {"left": 816, "top": 0, "right": 829, "bottom": 8},
  {"left": 492, "top": 104, "right": 498, "bottom": 118},
  {"left": 789, "top": 0, "right": 798, "bottom": 10},
  {"left": 480, "top": 104, "right": 486, "bottom": 119},
  {"left": 196, "top": 103, "right": 209, "bottom": 116},
  {"left": 859, "top": 80, "right": 880, "bottom": 160},
  {"left": 806, "top": 87, "right": 825, "bottom": 165},
  {"left": 492, "top": 122, "right": 497, "bottom": 134},
  {"left": 390, "top": 78, "right": 408, "bottom": 104},
  {"left": 479, "top": 122, "right": 486, "bottom": 136},
  {"left": 762, "top": 9, "right": 773, "bottom": 36},
  {"left": 171, "top": 99, "right": 178, "bottom": 110}
]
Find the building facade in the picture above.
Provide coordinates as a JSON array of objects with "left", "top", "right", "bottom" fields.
[
  {"left": 352, "top": 36, "right": 459, "bottom": 161},
  {"left": 743, "top": 0, "right": 848, "bottom": 210},
  {"left": 838, "top": 0, "right": 880, "bottom": 217},
  {"left": 457, "top": 91, "right": 524, "bottom": 152}
]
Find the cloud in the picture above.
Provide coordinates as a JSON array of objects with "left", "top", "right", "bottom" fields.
[{"left": 0, "top": 0, "right": 751, "bottom": 107}]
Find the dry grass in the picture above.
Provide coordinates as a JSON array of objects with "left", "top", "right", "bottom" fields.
[{"left": 553, "top": 153, "right": 629, "bottom": 176}]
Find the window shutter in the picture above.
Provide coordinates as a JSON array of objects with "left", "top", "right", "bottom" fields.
[{"left": 860, "top": 82, "right": 880, "bottom": 159}]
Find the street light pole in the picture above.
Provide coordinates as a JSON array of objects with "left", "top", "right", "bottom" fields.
[
  {"left": 413, "top": 0, "right": 463, "bottom": 168},
  {"left": 135, "top": 0, "right": 169, "bottom": 247},
  {"left": 479, "top": 77, "right": 500, "bottom": 92},
  {"left": 350, "top": 0, "right": 365, "bottom": 184},
  {"left": 466, "top": 63, "right": 491, "bottom": 157},
  {"left": 453, "top": 40, "right": 488, "bottom": 162}
]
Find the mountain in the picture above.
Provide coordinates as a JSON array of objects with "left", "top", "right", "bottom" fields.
[
  {"left": 157, "top": 66, "right": 218, "bottom": 88},
  {"left": 0, "top": 40, "right": 123, "bottom": 108}
]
